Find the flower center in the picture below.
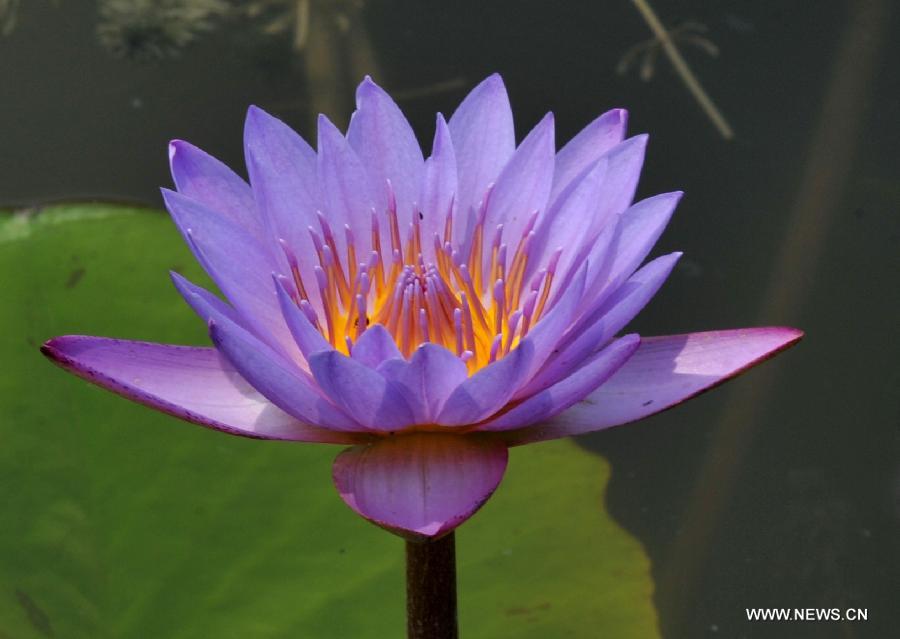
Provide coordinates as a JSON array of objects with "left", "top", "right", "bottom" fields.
[{"left": 281, "top": 186, "right": 560, "bottom": 373}]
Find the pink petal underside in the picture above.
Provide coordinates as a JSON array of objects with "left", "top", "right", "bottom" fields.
[
  {"left": 332, "top": 432, "right": 508, "bottom": 540},
  {"left": 168, "top": 140, "right": 265, "bottom": 243},
  {"left": 347, "top": 77, "right": 425, "bottom": 234},
  {"left": 448, "top": 73, "right": 515, "bottom": 247},
  {"left": 501, "top": 327, "right": 804, "bottom": 446},
  {"left": 40, "top": 336, "right": 365, "bottom": 443}
]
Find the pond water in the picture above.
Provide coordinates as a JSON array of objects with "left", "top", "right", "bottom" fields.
[{"left": 2, "top": 1, "right": 897, "bottom": 637}]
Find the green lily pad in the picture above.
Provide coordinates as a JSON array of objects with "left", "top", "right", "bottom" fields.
[{"left": 0, "top": 204, "right": 659, "bottom": 638}]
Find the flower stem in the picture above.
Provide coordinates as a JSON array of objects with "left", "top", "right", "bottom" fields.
[{"left": 406, "top": 532, "right": 458, "bottom": 639}]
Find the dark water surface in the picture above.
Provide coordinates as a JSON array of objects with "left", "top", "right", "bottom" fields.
[{"left": 3, "top": 1, "right": 897, "bottom": 637}]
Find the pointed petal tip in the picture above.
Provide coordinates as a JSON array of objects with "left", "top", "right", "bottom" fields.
[
  {"left": 243, "top": 105, "right": 269, "bottom": 132},
  {"left": 245, "top": 104, "right": 266, "bottom": 121},
  {"left": 484, "top": 72, "right": 505, "bottom": 86},
  {"left": 40, "top": 335, "right": 70, "bottom": 361},
  {"left": 167, "top": 139, "right": 188, "bottom": 162}
]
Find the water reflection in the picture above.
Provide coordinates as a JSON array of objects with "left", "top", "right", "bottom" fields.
[{"left": 97, "top": 0, "right": 228, "bottom": 60}]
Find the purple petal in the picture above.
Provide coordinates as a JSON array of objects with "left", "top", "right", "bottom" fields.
[
  {"left": 610, "top": 191, "right": 682, "bottom": 275},
  {"left": 168, "top": 140, "right": 264, "bottom": 241},
  {"left": 484, "top": 112, "right": 555, "bottom": 268},
  {"left": 514, "top": 262, "right": 588, "bottom": 390},
  {"left": 448, "top": 73, "right": 515, "bottom": 243},
  {"left": 170, "top": 271, "right": 246, "bottom": 331},
  {"left": 478, "top": 334, "right": 640, "bottom": 431},
  {"left": 524, "top": 252, "right": 681, "bottom": 395},
  {"left": 350, "top": 324, "right": 403, "bottom": 368},
  {"left": 419, "top": 114, "right": 457, "bottom": 260},
  {"left": 209, "top": 315, "right": 362, "bottom": 432},
  {"left": 309, "top": 350, "right": 415, "bottom": 431},
  {"left": 436, "top": 339, "right": 534, "bottom": 426},
  {"left": 377, "top": 343, "right": 468, "bottom": 423},
  {"left": 317, "top": 114, "right": 378, "bottom": 255},
  {"left": 273, "top": 276, "right": 331, "bottom": 360},
  {"left": 526, "top": 156, "right": 608, "bottom": 286},
  {"left": 584, "top": 135, "right": 648, "bottom": 236},
  {"left": 243, "top": 106, "right": 325, "bottom": 311},
  {"left": 332, "top": 432, "right": 508, "bottom": 540},
  {"left": 162, "top": 189, "right": 298, "bottom": 358},
  {"left": 502, "top": 328, "right": 804, "bottom": 445},
  {"left": 41, "top": 336, "right": 363, "bottom": 443},
  {"left": 550, "top": 136, "right": 649, "bottom": 288},
  {"left": 347, "top": 77, "right": 425, "bottom": 233},
  {"left": 549, "top": 135, "right": 653, "bottom": 300},
  {"left": 583, "top": 191, "right": 682, "bottom": 301},
  {"left": 550, "top": 108, "right": 627, "bottom": 204}
]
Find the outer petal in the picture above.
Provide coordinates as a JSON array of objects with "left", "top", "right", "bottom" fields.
[
  {"left": 550, "top": 108, "right": 628, "bottom": 203},
  {"left": 40, "top": 336, "right": 363, "bottom": 443},
  {"left": 209, "top": 315, "right": 362, "bottom": 432},
  {"left": 347, "top": 77, "right": 425, "bottom": 233},
  {"left": 332, "top": 432, "right": 508, "bottom": 540},
  {"left": 584, "top": 135, "right": 648, "bottom": 238},
  {"left": 273, "top": 276, "right": 331, "bottom": 361},
  {"left": 162, "top": 189, "right": 298, "bottom": 358},
  {"left": 170, "top": 271, "right": 247, "bottom": 332},
  {"left": 448, "top": 73, "right": 515, "bottom": 243},
  {"left": 501, "top": 328, "right": 804, "bottom": 445},
  {"left": 243, "top": 106, "right": 325, "bottom": 312},
  {"left": 599, "top": 191, "right": 682, "bottom": 292},
  {"left": 526, "top": 156, "right": 607, "bottom": 286},
  {"left": 478, "top": 334, "right": 640, "bottom": 431},
  {"left": 484, "top": 112, "right": 555, "bottom": 266},
  {"left": 168, "top": 140, "right": 264, "bottom": 241},
  {"left": 309, "top": 350, "right": 416, "bottom": 431},
  {"left": 561, "top": 190, "right": 681, "bottom": 317},
  {"left": 514, "top": 262, "right": 588, "bottom": 391},
  {"left": 525, "top": 252, "right": 681, "bottom": 395},
  {"left": 542, "top": 136, "right": 651, "bottom": 300}
]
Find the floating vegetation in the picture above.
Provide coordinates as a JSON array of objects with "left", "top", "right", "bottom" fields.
[
  {"left": 622, "top": 0, "right": 734, "bottom": 140},
  {"left": 96, "top": 0, "right": 229, "bottom": 61},
  {"left": 618, "top": 20, "right": 719, "bottom": 82}
]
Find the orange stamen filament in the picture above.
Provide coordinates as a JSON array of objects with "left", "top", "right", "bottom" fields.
[{"left": 281, "top": 191, "right": 559, "bottom": 373}]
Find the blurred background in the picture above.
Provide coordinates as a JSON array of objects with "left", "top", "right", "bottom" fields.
[{"left": 2, "top": 0, "right": 897, "bottom": 637}]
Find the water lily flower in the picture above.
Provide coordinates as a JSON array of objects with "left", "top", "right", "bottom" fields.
[{"left": 41, "top": 74, "right": 802, "bottom": 541}]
